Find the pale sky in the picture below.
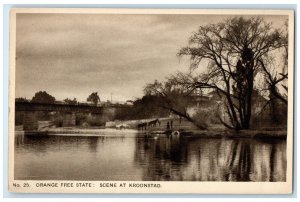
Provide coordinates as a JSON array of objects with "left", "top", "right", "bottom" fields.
[{"left": 15, "top": 13, "right": 287, "bottom": 102}]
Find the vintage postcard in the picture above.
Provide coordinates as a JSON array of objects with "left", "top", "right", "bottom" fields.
[{"left": 8, "top": 8, "right": 294, "bottom": 194}]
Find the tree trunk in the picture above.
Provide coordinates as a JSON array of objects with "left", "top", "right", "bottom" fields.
[{"left": 161, "top": 105, "right": 207, "bottom": 130}]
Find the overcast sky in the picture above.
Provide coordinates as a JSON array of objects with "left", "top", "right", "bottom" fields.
[{"left": 15, "top": 13, "right": 287, "bottom": 102}]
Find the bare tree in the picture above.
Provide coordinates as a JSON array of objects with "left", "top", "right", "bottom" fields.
[
  {"left": 256, "top": 25, "right": 288, "bottom": 124},
  {"left": 258, "top": 20, "right": 288, "bottom": 105},
  {"left": 144, "top": 79, "right": 208, "bottom": 130},
  {"left": 178, "top": 17, "right": 286, "bottom": 130},
  {"left": 258, "top": 58, "right": 288, "bottom": 105}
]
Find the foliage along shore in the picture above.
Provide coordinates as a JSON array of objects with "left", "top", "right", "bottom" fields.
[{"left": 182, "top": 129, "right": 287, "bottom": 139}]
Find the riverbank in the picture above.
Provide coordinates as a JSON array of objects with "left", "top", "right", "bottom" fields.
[
  {"left": 15, "top": 127, "right": 138, "bottom": 137},
  {"left": 183, "top": 129, "right": 287, "bottom": 139},
  {"left": 15, "top": 126, "right": 287, "bottom": 139}
]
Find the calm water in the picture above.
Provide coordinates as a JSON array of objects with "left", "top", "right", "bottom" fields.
[{"left": 14, "top": 130, "right": 286, "bottom": 181}]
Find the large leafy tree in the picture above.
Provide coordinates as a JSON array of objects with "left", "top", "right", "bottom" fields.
[
  {"left": 64, "top": 98, "right": 78, "bottom": 105},
  {"left": 178, "top": 17, "right": 286, "bottom": 130},
  {"left": 31, "top": 91, "right": 56, "bottom": 104},
  {"left": 87, "top": 92, "right": 100, "bottom": 106}
]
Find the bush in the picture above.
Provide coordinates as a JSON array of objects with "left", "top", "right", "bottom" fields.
[
  {"left": 75, "top": 113, "right": 87, "bottom": 126},
  {"left": 86, "top": 114, "right": 110, "bottom": 126},
  {"left": 191, "top": 107, "right": 221, "bottom": 129}
]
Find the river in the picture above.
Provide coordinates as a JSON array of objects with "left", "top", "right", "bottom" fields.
[{"left": 14, "top": 130, "right": 286, "bottom": 181}]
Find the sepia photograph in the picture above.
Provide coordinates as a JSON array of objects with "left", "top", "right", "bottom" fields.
[{"left": 8, "top": 8, "right": 294, "bottom": 194}]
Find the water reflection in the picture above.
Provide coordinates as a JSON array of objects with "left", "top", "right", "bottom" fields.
[
  {"left": 134, "top": 136, "right": 286, "bottom": 182},
  {"left": 15, "top": 133, "right": 141, "bottom": 180},
  {"left": 15, "top": 132, "right": 286, "bottom": 181}
]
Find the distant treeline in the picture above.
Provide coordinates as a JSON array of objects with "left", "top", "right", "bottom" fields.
[{"left": 114, "top": 95, "right": 169, "bottom": 120}]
